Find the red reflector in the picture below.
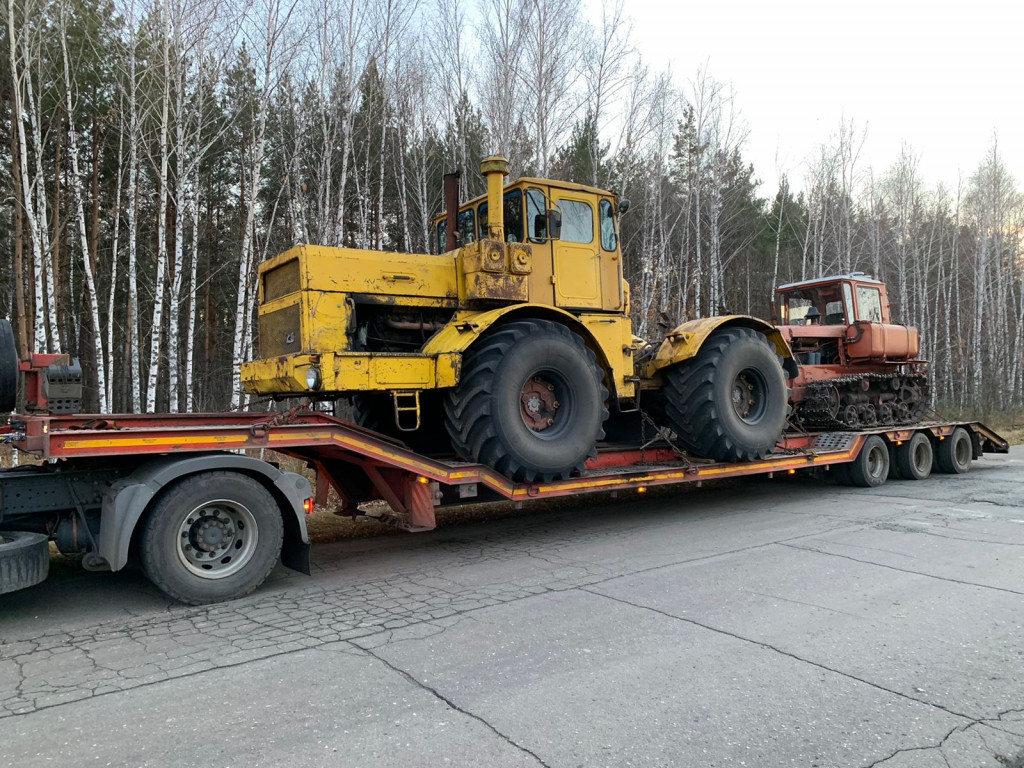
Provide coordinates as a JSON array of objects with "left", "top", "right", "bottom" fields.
[{"left": 303, "top": 498, "right": 314, "bottom": 514}]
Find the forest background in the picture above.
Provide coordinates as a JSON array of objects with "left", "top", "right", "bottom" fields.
[{"left": 2, "top": 0, "right": 1022, "bottom": 419}]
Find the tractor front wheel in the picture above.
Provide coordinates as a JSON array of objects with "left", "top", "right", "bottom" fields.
[
  {"left": 444, "top": 320, "right": 608, "bottom": 482},
  {"left": 663, "top": 327, "right": 788, "bottom": 462}
]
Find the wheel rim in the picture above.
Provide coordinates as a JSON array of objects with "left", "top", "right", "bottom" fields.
[
  {"left": 519, "top": 371, "right": 572, "bottom": 437},
  {"left": 731, "top": 368, "right": 769, "bottom": 424},
  {"left": 955, "top": 435, "right": 971, "bottom": 466},
  {"left": 867, "top": 446, "right": 886, "bottom": 479},
  {"left": 176, "top": 499, "right": 259, "bottom": 579},
  {"left": 913, "top": 440, "right": 931, "bottom": 473}
]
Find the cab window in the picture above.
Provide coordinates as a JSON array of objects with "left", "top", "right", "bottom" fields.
[
  {"left": 527, "top": 188, "right": 547, "bottom": 242},
  {"left": 599, "top": 200, "right": 617, "bottom": 251},
  {"left": 856, "top": 286, "right": 883, "bottom": 322},
  {"left": 435, "top": 209, "right": 477, "bottom": 252},
  {"left": 477, "top": 190, "right": 524, "bottom": 242},
  {"left": 558, "top": 199, "right": 594, "bottom": 244}
]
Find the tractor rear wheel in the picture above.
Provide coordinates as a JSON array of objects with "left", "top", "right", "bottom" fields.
[
  {"left": 444, "top": 320, "right": 608, "bottom": 482},
  {"left": 662, "top": 327, "right": 788, "bottom": 462}
]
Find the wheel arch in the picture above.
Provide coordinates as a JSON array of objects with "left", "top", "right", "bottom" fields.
[
  {"left": 423, "top": 305, "right": 620, "bottom": 397},
  {"left": 96, "top": 452, "right": 311, "bottom": 575},
  {"left": 645, "top": 315, "right": 798, "bottom": 380}
]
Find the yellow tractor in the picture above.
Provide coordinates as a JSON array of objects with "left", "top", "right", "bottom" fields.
[{"left": 241, "top": 158, "right": 798, "bottom": 481}]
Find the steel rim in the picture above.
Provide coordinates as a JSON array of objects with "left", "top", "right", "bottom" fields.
[
  {"left": 867, "top": 446, "right": 886, "bottom": 479},
  {"left": 954, "top": 434, "right": 971, "bottom": 466},
  {"left": 913, "top": 440, "right": 931, "bottom": 472},
  {"left": 175, "top": 499, "right": 259, "bottom": 579},
  {"left": 519, "top": 371, "right": 571, "bottom": 438},
  {"left": 731, "top": 368, "right": 769, "bottom": 424}
]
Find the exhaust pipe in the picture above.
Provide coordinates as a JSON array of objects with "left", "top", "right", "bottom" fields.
[
  {"left": 480, "top": 156, "right": 509, "bottom": 242},
  {"left": 443, "top": 171, "right": 460, "bottom": 252}
]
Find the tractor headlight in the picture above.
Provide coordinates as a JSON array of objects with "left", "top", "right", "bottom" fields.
[{"left": 305, "top": 366, "right": 322, "bottom": 391}]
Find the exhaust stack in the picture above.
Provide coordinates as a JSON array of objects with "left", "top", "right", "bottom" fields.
[{"left": 480, "top": 156, "right": 509, "bottom": 242}]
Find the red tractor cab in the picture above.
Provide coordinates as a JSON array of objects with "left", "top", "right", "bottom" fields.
[{"left": 774, "top": 274, "right": 927, "bottom": 428}]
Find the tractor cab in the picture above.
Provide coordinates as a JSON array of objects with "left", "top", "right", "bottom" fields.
[{"left": 776, "top": 274, "right": 888, "bottom": 328}]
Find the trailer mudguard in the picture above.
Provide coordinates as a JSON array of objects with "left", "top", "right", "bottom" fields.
[
  {"left": 95, "top": 452, "right": 311, "bottom": 574},
  {"left": 644, "top": 315, "right": 799, "bottom": 380}
]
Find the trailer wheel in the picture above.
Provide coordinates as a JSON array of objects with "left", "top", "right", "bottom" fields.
[
  {"left": 896, "top": 432, "right": 933, "bottom": 480},
  {"left": 0, "top": 531, "right": 49, "bottom": 595},
  {"left": 444, "top": 319, "right": 608, "bottom": 483},
  {"left": 663, "top": 327, "right": 788, "bottom": 462},
  {"left": 847, "top": 435, "right": 890, "bottom": 488},
  {"left": 140, "top": 472, "right": 284, "bottom": 605},
  {"left": 935, "top": 427, "right": 972, "bottom": 474},
  {"left": 0, "top": 319, "right": 18, "bottom": 413}
]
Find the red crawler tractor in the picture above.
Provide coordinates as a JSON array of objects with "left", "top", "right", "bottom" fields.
[{"left": 776, "top": 274, "right": 929, "bottom": 429}]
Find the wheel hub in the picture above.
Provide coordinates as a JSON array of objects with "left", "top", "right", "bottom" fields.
[
  {"left": 731, "top": 370, "right": 767, "bottom": 424},
  {"left": 520, "top": 377, "right": 559, "bottom": 431},
  {"left": 176, "top": 501, "right": 258, "bottom": 579}
]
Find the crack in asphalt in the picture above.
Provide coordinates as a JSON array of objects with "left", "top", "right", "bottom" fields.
[
  {"left": 580, "top": 586, "right": 976, "bottom": 722},
  {"left": 781, "top": 543, "right": 1024, "bottom": 597},
  {"left": 357, "top": 645, "right": 553, "bottom": 768}
]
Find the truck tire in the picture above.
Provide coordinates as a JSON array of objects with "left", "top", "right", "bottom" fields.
[
  {"left": 663, "top": 327, "right": 788, "bottom": 462},
  {"left": 935, "top": 427, "right": 972, "bottom": 474},
  {"left": 895, "top": 432, "right": 933, "bottom": 480},
  {"left": 140, "top": 472, "right": 284, "bottom": 605},
  {"left": 847, "top": 435, "right": 890, "bottom": 487},
  {"left": 444, "top": 319, "right": 608, "bottom": 482},
  {"left": 0, "top": 318, "right": 17, "bottom": 413},
  {"left": 0, "top": 531, "right": 50, "bottom": 595}
]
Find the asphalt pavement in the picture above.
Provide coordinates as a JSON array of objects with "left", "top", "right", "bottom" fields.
[{"left": 1, "top": 447, "right": 1023, "bottom": 767}]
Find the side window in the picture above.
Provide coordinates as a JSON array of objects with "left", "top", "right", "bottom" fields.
[
  {"left": 504, "top": 190, "right": 523, "bottom": 243},
  {"left": 558, "top": 199, "right": 594, "bottom": 244},
  {"left": 477, "top": 202, "right": 488, "bottom": 240},
  {"left": 437, "top": 221, "right": 446, "bottom": 253},
  {"left": 457, "top": 210, "right": 475, "bottom": 245},
  {"left": 527, "top": 188, "right": 546, "bottom": 241},
  {"left": 856, "top": 286, "right": 883, "bottom": 322},
  {"left": 843, "top": 283, "right": 855, "bottom": 323},
  {"left": 599, "top": 200, "right": 617, "bottom": 251}
]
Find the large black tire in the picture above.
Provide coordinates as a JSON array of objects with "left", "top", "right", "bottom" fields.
[
  {"left": 662, "top": 327, "right": 788, "bottom": 462},
  {"left": 140, "top": 472, "right": 284, "bottom": 605},
  {"left": 847, "top": 435, "right": 890, "bottom": 487},
  {"left": 0, "top": 531, "right": 50, "bottom": 595},
  {"left": 444, "top": 320, "right": 608, "bottom": 482},
  {"left": 935, "top": 427, "right": 972, "bottom": 474},
  {"left": 896, "top": 432, "right": 933, "bottom": 481},
  {"left": 0, "top": 319, "right": 18, "bottom": 413}
]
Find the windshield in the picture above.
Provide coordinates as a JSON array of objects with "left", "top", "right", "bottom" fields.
[{"left": 778, "top": 284, "right": 847, "bottom": 326}]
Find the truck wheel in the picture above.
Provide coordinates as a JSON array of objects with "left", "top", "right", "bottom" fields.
[
  {"left": 847, "top": 435, "right": 890, "bottom": 487},
  {"left": 444, "top": 320, "right": 608, "bottom": 482},
  {"left": 140, "top": 472, "right": 284, "bottom": 605},
  {"left": 0, "top": 319, "right": 17, "bottom": 413},
  {"left": 663, "top": 327, "right": 788, "bottom": 462},
  {"left": 0, "top": 531, "right": 49, "bottom": 595},
  {"left": 896, "top": 432, "right": 933, "bottom": 480},
  {"left": 935, "top": 427, "right": 972, "bottom": 474}
]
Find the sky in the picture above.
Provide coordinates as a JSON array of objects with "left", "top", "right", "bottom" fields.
[{"left": 616, "top": 0, "right": 1022, "bottom": 195}]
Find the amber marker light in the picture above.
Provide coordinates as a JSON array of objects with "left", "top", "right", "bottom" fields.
[
  {"left": 303, "top": 498, "right": 314, "bottom": 514},
  {"left": 788, "top": 469, "right": 796, "bottom": 475},
  {"left": 417, "top": 476, "right": 430, "bottom": 485},
  {"left": 637, "top": 486, "right": 647, "bottom": 494}
]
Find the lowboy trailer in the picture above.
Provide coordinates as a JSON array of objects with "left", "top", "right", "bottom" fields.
[{"left": 0, "top": 399, "right": 1008, "bottom": 604}]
